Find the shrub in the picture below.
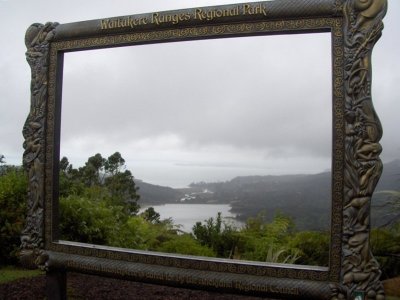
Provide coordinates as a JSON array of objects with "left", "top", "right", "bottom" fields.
[
  {"left": 288, "top": 231, "right": 330, "bottom": 266},
  {"left": 59, "top": 195, "right": 126, "bottom": 245},
  {"left": 371, "top": 224, "right": 400, "bottom": 279},
  {"left": 0, "top": 167, "right": 28, "bottom": 265},
  {"left": 192, "top": 212, "right": 239, "bottom": 258},
  {"left": 237, "top": 212, "right": 301, "bottom": 263},
  {"left": 157, "top": 234, "right": 215, "bottom": 257}
]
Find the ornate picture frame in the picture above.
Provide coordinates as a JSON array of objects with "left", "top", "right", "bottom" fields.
[{"left": 21, "top": 0, "right": 387, "bottom": 299}]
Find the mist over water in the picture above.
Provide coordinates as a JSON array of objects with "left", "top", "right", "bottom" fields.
[
  {"left": 127, "top": 158, "right": 331, "bottom": 188},
  {"left": 140, "top": 203, "right": 243, "bottom": 232}
]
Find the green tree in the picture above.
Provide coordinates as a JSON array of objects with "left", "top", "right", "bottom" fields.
[
  {"left": 59, "top": 156, "right": 70, "bottom": 172},
  {"left": 141, "top": 207, "right": 161, "bottom": 224},
  {"left": 59, "top": 156, "right": 84, "bottom": 197},
  {"left": 104, "top": 152, "right": 125, "bottom": 176},
  {"left": 80, "top": 153, "right": 106, "bottom": 186},
  {"left": 0, "top": 166, "right": 28, "bottom": 265},
  {"left": 104, "top": 169, "right": 139, "bottom": 214},
  {"left": 0, "top": 155, "right": 6, "bottom": 176},
  {"left": 60, "top": 152, "right": 140, "bottom": 215},
  {"left": 59, "top": 152, "right": 142, "bottom": 245},
  {"left": 192, "top": 212, "right": 239, "bottom": 258}
]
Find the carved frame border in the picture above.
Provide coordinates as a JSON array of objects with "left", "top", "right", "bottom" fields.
[
  {"left": 47, "top": 16, "right": 342, "bottom": 282},
  {"left": 21, "top": 0, "right": 387, "bottom": 299}
]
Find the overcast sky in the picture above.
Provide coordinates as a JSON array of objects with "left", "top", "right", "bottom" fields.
[{"left": 1, "top": 0, "right": 399, "bottom": 187}]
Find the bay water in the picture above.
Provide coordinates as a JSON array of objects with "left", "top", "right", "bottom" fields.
[{"left": 141, "top": 203, "right": 243, "bottom": 233}]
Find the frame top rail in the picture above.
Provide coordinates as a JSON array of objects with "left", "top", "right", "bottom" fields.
[{"left": 54, "top": 0, "right": 341, "bottom": 41}]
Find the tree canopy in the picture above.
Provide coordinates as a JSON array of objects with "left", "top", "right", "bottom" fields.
[{"left": 59, "top": 152, "right": 140, "bottom": 215}]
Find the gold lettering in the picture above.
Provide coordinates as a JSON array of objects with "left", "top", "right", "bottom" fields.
[
  {"left": 235, "top": 282, "right": 250, "bottom": 292},
  {"left": 194, "top": 7, "right": 240, "bottom": 21},
  {"left": 152, "top": 12, "right": 189, "bottom": 25},
  {"left": 101, "top": 16, "right": 148, "bottom": 30},
  {"left": 261, "top": 5, "right": 268, "bottom": 16},
  {"left": 194, "top": 9, "right": 205, "bottom": 21},
  {"left": 242, "top": 4, "right": 268, "bottom": 16},
  {"left": 243, "top": 4, "right": 252, "bottom": 15},
  {"left": 101, "top": 4, "right": 266, "bottom": 30},
  {"left": 100, "top": 19, "right": 109, "bottom": 30},
  {"left": 184, "top": 13, "right": 191, "bottom": 21},
  {"left": 101, "top": 19, "right": 118, "bottom": 29},
  {"left": 129, "top": 17, "right": 148, "bottom": 27},
  {"left": 270, "top": 285, "right": 300, "bottom": 295}
]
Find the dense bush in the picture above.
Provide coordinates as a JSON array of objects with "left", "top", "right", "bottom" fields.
[
  {"left": 59, "top": 194, "right": 127, "bottom": 245},
  {"left": 58, "top": 152, "right": 209, "bottom": 254},
  {"left": 60, "top": 195, "right": 216, "bottom": 257},
  {"left": 157, "top": 234, "right": 215, "bottom": 257},
  {"left": 192, "top": 212, "right": 302, "bottom": 264},
  {"left": 288, "top": 231, "right": 330, "bottom": 266},
  {"left": 192, "top": 212, "right": 239, "bottom": 258},
  {"left": 371, "top": 223, "right": 400, "bottom": 279},
  {"left": 235, "top": 212, "right": 301, "bottom": 263},
  {"left": 0, "top": 167, "right": 27, "bottom": 265}
]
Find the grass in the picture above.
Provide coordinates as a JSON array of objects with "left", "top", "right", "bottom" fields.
[{"left": 0, "top": 265, "right": 44, "bottom": 284}]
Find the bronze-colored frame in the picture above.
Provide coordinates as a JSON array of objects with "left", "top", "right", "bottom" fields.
[{"left": 21, "top": 0, "right": 387, "bottom": 299}]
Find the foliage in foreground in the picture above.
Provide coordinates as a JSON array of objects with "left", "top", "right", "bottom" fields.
[
  {"left": 59, "top": 152, "right": 140, "bottom": 215},
  {"left": 192, "top": 211, "right": 324, "bottom": 265},
  {"left": 1, "top": 153, "right": 399, "bottom": 280},
  {"left": 371, "top": 223, "right": 400, "bottom": 279},
  {"left": 58, "top": 153, "right": 214, "bottom": 256},
  {"left": 58, "top": 153, "right": 327, "bottom": 265},
  {"left": 0, "top": 166, "right": 28, "bottom": 265}
]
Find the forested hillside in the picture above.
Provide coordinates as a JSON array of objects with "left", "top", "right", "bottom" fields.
[
  {"left": 136, "top": 160, "right": 400, "bottom": 231},
  {"left": 134, "top": 180, "right": 183, "bottom": 204}
]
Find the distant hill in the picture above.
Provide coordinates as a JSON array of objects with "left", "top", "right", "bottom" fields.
[
  {"left": 134, "top": 160, "right": 400, "bottom": 230},
  {"left": 371, "top": 159, "right": 400, "bottom": 227},
  {"left": 134, "top": 180, "right": 184, "bottom": 205},
  {"left": 189, "top": 172, "right": 331, "bottom": 231}
]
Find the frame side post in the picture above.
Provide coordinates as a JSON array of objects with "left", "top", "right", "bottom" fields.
[
  {"left": 20, "top": 22, "right": 58, "bottom": 268},
  {"left": 342, "top": 0, "right": 387, "bottom": 299},
  {"left": 46, "top": 269, "right": 67, "bottom": 300}
]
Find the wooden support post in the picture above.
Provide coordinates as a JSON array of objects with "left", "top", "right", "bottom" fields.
[{"left": 46, "top": 269, "right": 67, "bottom": 300}]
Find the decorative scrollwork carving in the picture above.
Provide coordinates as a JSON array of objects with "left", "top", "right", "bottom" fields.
[
  {"left": 330, "top": 282, "right": 348, "bottom": 300},
  {"left": 20, "top": 22, "right": 58, "bottom": 269},
  {"left": 342, "top": 0, "right": 387, "bottom": 299},
  {"left": 46, "top": 18, "right": 342, "bottom": 283},
  {"left": 333, "top": 0, "right": 345, "bottom": 16}
]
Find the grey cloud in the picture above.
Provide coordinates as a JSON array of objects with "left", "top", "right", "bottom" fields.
[
  {"left": 0, "top": 0, "right": 398, "bottom": 182},
  {"left": 61, "top": 32, "right": 332, "bottom": 162}
]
